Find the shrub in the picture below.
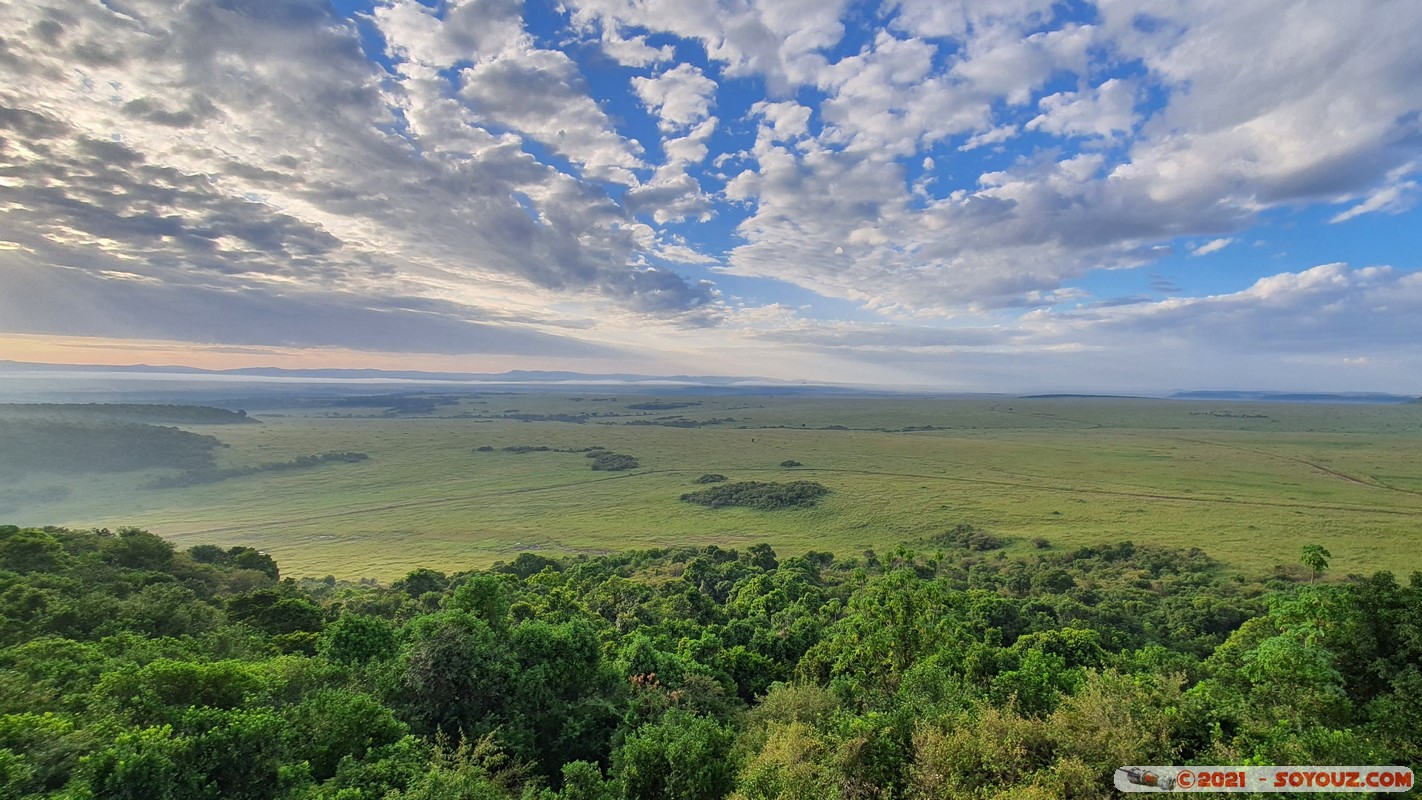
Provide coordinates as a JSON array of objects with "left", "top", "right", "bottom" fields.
[
  {"left": 931, "top": 524, "right": 1004, "bottom": 552},
  {"left": 680, "top": 481, "right": 829, "bottom": 510},
  {"left": 693, "top": 474, "right": 728, "bottom": 484},
  {"left": 591, "top": 453, "right": 639, "bottom": 471},
  {"left": 778, "top": 460, "right": 803, "bottom": 468}
]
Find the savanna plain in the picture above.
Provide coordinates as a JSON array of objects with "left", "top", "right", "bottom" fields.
[{"left": 8, "top": 392, "right": 1420, "bottom": 581}]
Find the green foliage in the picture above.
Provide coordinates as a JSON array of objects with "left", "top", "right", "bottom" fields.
[
  {"left": 149, "top": 451, "right": 369, "bottom": 489},
  {"left": 929, "top": 523, "right": 1005, "bottom": 552},
  {"left": 2, "top": 525, "right": 1421, "bottom": 800},
  {"left": 396, "top": 612, "right": 518, "bottom": 739},
  {"left": 0, "top": 403, "right": 256, "bottom": 425},
  {"left": 590, "top": 452, "right": 639, "bottom": 471},
  {"left": 0, "top": 529, "right": 67, "bottom": 573},
  {"left": 0, "top": 419, "right": 220, "bottom": 478},
  {"left": 680, "top": 481, "right": 830, "bottom": 510},
  {"left": 693, "top": 474, "right": 728, "bottom": 484},
  {"left": 189, "top": 544, "right": 280, "bottom": 580},
  {"left": 493, "top": 552, "right": 563, "bottom": 579},
  {"left": 284, "top": 690, "right": 408, "bottom": 780},
  {"left": 227, "top": 590, "right": 325, "bottom": 636},
  {"left": 1300, "top": 544, "right": 1331, "bottom": 582},
  {"left": 449, "top": 575, "right": 512, "bottom": 626},
  {"left": 320, "top": 613, "right": 398, "bottom": 665},
  {"left": 103, "top": 527, "right": 175, "bottom": 570},
  {"left": 614, "top": 710, "right": 737, "bottom": 800}
]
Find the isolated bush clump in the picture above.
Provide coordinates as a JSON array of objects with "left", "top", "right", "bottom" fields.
[
  {"left": 502, "top": 445, "right": 551, "bottom": 454},
  {"left": 1033, "top": 537, "right": 1052, "bottom": 549},
  {"left": 931, "top": 523, "right": 1005, "bottom": 551},
  {"left": 693, "top": 473, "right": 728, "bottom": 484},
  {"left": 474, "top": 446, "right": 495, "bottom": 452},
  {"left": 681, "top": 481, "right": 829, "bottom": 510},
  {"left": 779, "top": 460, "right": 803, "bottom": 468},
  {"left": 590, "top": 452, "right": 639, "bottom": 471}
]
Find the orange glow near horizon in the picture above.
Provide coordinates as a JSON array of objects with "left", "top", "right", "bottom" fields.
[{"left": 0, "top": 333, "right": 619, "bottom": 374}]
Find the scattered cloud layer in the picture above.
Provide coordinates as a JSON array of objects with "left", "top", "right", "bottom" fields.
[{"left": 0, "top": 0, "right": 1418, "bottom": 390}]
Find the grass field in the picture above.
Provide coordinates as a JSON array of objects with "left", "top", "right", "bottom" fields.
[{"left": 7, "top": 393, "right": 1422, "bottom": 581}]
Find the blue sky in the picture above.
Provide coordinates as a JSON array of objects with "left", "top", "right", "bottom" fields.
[{"left": 1, "top": 0, "right": 1420, "bottom": 391}]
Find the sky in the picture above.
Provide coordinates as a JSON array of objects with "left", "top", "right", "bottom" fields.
[{"left": 1, "top": 0, "right": 1420, "bottom": 392}]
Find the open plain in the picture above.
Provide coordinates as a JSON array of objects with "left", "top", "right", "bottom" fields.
[{"left": 4, "top": 393, "right": 1417, "bottom": 580}]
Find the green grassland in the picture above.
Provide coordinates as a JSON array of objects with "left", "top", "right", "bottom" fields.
[{"left": 6, "top": 393, "right": 1422, "bottom": 580}]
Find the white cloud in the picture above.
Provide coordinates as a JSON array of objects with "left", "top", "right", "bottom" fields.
[
  {"left": 751, "top": 100, "right": 813, "bottom": 142},
  {"left": 1330, "top": 179, "right": 1419, "bottom": 223},
  {"left": 565, "top": 0, "right": 853, "bottom": 91},
  {"left": 1191, "top": 238, "right": 1235, "bottom": 257},
  {"left": 632, "top": 63, "right": 717, "bottom": 131},
  {"left": 460, "top": 47, "right": 646, "bottom": 183},
  {"left": 886, "top": 0, "right": 1059, "bottom": 40},
  {"left": 373, "top": 0, "right": 527, "bottom": 67},
  {"left": 1027, "top": 78, "right": 1138, "bottom": 140},
  {"left": 596, "top": 22, "right": 676, "bottom": 67}
]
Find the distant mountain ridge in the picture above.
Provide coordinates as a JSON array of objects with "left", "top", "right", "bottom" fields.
[
  {"left": 1170, "top": 390, "right": 1419, "bottom": 404},
  {"left": 0, "top": 360, "right": 798, "bottom": 387}
]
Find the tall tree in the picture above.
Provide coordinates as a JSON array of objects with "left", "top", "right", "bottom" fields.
[{"left": 1300, "top": 545, "right": 1331, "bottom": 584}]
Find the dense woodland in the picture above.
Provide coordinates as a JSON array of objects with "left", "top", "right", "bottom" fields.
[
  {"left": 0, "top": 421, "right": 221, "bottom": 479},
  {"left": 1, "top": 525, "right": 1419, "bottom": 799}
]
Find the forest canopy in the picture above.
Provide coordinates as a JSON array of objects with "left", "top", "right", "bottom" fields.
[{"left": 0, "top": 524, "right": 1418, "bottom": 799}]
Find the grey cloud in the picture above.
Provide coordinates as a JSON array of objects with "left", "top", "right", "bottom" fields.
[
  {"left": 607, "top": 268, "right": 721, "bottom": 322},
  {"left": 458, "top": 47, "right": 645, "bottom": 180},
  {"left": 754, "top": 323, "right": 1015, "bottom": 350},
  {"left": 1060, "top": 264, "right": 1422, "bottom": 353},
  {"left": 0, "top": 0, "right": 720, "bottom": 358},
  {"left": 1086, "top": 295, "right": 1152, "bottom": 309},
  {"left": 735, "top": 265, "right": 1422, "bottom": 392},
  {"left": 0, "top": 254, "right": 625, "bottom": 359}
]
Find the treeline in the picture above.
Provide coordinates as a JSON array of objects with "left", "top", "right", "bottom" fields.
[
  {"left": 0, "top": 419, "right": 221, "bottom": 478},
  {"left": 146, "top": 452, "right": 370, "bottom": 489},
  {"left": 0, "top": 403, "right": 256, "bottom": 425},
  {"left": 0, "top": 525, "right": 1418, "bottom": 799}
]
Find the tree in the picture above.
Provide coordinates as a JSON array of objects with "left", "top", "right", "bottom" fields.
[
  {"left": 320, "top": 613, "right": 399, "bottom": 665},
  {"left": 614, "top": 710, "right": 736, "bottom": 800},
  {"left": 1300, "top": 545, "right": 1331, "bottom": 583},
  {"left": 102, "top": 527, "right": 174, "bottom": 570}
]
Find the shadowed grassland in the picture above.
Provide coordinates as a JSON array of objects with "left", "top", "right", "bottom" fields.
[{"left": 5, "top": 394, "right": 1420, "bottom": 580}]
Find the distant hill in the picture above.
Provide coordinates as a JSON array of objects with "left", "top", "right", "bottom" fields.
[
  {"left": 1170, "top": 390, "right": 1416, "bottom": 404},
  {"left": 0, "top": 360, "right": 795, "bottom": 387},
  {"left": 1019, "top": 393, "right": 1156, "bottom": 400}
]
